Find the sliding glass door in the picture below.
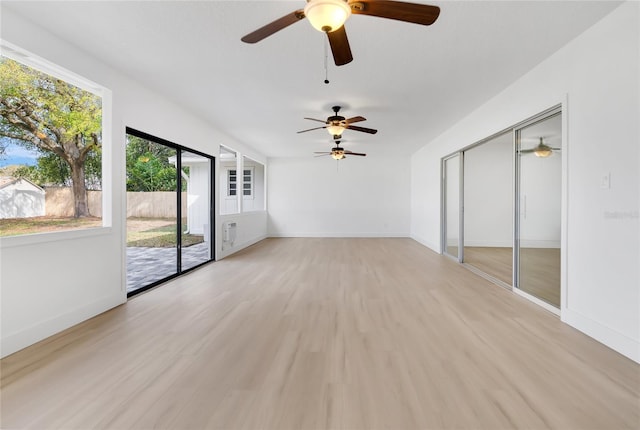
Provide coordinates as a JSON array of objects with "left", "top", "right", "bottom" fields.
[
  {"left": 441, "top": 108, "right": 562, "bottom": 310},
  {"left": 463, "top": 132, "right": 513, "bottom": 286},
  {"left": 180, "top": 149, "right": 212, "bottom": 271},
  {"left": 443, "top": 154, "right": 461, "bottom": 260},
  {"left": 125, "top": 128, "right": 214, "bottom": 296},
  {"left": 516, "top": 112, "right": 562, "bottom": 307}
]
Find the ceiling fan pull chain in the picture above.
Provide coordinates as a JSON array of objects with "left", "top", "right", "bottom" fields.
[{"left": 324, "top": 37, "right": 330, "bottom": 84}]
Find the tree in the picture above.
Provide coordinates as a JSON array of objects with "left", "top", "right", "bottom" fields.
[
  {"left": 126, "top": 135, "right": 182, "bottom": 192},
  {"left": 0, "top": 57, "right": 101, "bottom": 217}
]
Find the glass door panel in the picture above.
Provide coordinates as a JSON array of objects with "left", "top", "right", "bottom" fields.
[
  {"left": 180, "top": 149, "right": 212, "bottom": 271},
  {"left": 463, "top": 132, "right": 513, "bottom": 285},
  {"left": 516, "top": 113, "right": 562, "bottom": 307},
  {"left": 443, "top": 154, "right": 461, "bottom": 259},
  {"left": 126, "top": 134, "right": 178, "bottom": 294}
]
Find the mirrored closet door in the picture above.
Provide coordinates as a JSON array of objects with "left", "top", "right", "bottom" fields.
[
  {"left": 441, "top": 107, "right": 562, "bottom": 311},
  {"left": 516, "top": 112, "right": 562, "bottom": 308},
  {"left": 443, "top": 154, "right": 461, "bottom": 260},
  {"left": 463, "top": 132, "right": 513, "bottom": 286}
]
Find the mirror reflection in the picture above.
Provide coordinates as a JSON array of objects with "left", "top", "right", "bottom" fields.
[
  {"left": 463, "top": 132, "right": 513, "bottom": 285},
  {"left": 517, "top": 113, "right": 562, "bottom": 307},
  {"left": 444, "top": 154, "right": 460, "bottom": 258}
]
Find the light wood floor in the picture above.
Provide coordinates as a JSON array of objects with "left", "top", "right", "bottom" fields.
[
  {"left": 464, "top": 246, "right": 561, "bottom": 307},
  {"left": 1, "top": 238, "right": 638, "bottom": 429}
]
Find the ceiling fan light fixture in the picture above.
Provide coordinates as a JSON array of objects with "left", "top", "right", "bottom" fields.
[
  {"left": 533, "top": 137, "right": 553, "bottom": 158},
  {"left": 326, "top": 123, "right": 346, "bottom": 136},
  {"left": 534, "top": 147, "right": 553, "bottom": 158},
  {"left": 304, "top": 0, "right": 351, "bottom": 33},
  {"left": 332, "top": 149, "right": 345, "bottom": 160}
]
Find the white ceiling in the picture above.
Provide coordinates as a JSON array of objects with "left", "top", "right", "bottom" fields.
[{"left": 2, "top": 1, "right": 621, "bottom": 158}]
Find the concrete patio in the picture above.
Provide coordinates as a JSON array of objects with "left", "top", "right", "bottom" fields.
[{"left": 126, "top": 241, "right": 211, "bottom": 293}]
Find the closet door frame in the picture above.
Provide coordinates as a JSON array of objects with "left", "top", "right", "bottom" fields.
[
  {"left": 513, "top": 106, "right": 563, "bottom": 315},
  {"left": 440, "top": 103, "right": 566, "bottom": 316},
  {"left": 441, "top": 152, "right": 463, "bottom": 262}
]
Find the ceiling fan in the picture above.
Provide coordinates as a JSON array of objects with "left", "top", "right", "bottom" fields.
[
  {"left": 241, "top": 0, "right": 440, "bottom": 66},
  {"left": 520, "top": 137, "right": 561, "bottom": 158},
  {"left": 315, "top": 140, "right": 366, "bottom": 160},
  {"left": 297, "top": 105, "right": 377, "bottom": 138}
]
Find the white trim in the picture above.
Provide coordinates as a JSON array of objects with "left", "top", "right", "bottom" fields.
[
  {"left": 0, "top": 226, "right": 112, "bottom": 249},
  {"left": 0, "top": 292, "right": 125, "bottom": 359},
  {"left": 562, "top": 308, "right": 640, "bottom": 363},
  {"left": 0, "top": 39, "right": 113, "bottom": 236},
  {"left": 269, "top": 232, "right": 410, "bottom": 238},
  {"left": 463, "top": 240, "right": 514, "bottom": 248},
  {"left": 560, "top": 94, "right": 570, "bottom": 314},
  {"left": 411, "top": 234, "right": 439, "bottom": 252},
  {"left": 514, "top": 287, "right": 560, "bottom": 316},
  {"left": 218, "top": 234, "right": 267, "bottom": 260},
  {"left": 1, "top": 40, "right": 104, "bottom": 96}
]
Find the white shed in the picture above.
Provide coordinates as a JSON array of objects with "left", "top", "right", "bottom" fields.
[{"left": 0, "top": 177, "right": 46, "bottom": 219}]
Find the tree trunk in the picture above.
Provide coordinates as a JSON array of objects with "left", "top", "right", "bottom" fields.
[{"left": 69, "top": 159, "right": 90, "bottom": 218}]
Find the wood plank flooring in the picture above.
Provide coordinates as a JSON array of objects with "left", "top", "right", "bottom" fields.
[
  {"left": 463, "top": 246, "right": 561, "bottom": 307},
  {"left": 1, "top": 238, "right": 638, "bottom": 429}
]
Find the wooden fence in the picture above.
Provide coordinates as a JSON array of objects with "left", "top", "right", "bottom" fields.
[{"left": 45, "top": 188, "right": 187, "bottom": 218}]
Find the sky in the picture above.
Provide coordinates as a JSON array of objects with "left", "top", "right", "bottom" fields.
[{"left": 0, "top": 141, "right": 39, "bottom": 168}]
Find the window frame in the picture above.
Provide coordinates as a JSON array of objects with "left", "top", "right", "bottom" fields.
[{"left": 0, "top": 40, "right": 113, "bottom": 245}]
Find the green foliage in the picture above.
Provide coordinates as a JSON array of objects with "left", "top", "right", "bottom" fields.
[
  {"left": 126, "top": 135, "right": 181, "bottom": 191},
  {"left": 8, "top": 147, "right": 101, "bottom": 188},
  {"left": 0, "top": 56, "right": 102, "bottom": 203}
]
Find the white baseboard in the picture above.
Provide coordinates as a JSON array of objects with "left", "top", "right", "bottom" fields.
[
  {"left": 463, "top": 240, "right": 513, "bottom": 247},
  {"left": 410, "top": 234, "right": 439, "bottom": 253},
  {"left": 520, "top": 240, "right": 561, "bottom": 248},
  {"left": 1, "top": 292, "right": 125, "bottom": 359},
  {"left": 268, "top": 232, "right": 410, "bottom": 238},
  {"left": 562, "top": 308, "right": 639, "bottom": 363},
  {"left": 218, "top": 234, "right": 268, "bottom": 259}
]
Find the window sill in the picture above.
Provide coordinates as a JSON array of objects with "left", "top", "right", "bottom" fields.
[{"left": 0, "top": 226, "right": 113, "bottom": 249}]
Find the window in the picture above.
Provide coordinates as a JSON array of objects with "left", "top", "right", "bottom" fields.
[
  {"left": 227, "top": 168, "right": 252, "bottom": 197},
  {"left": 228, "top": 169, "right": 237, "bottom": 196},
  {"left": 0, "top": 41, "right": 109, "bottom": 238},
  {"left": 243, "top": 168, "right": 253, "bottom": 197},
  {"left": 219, "top": 145, "right": 238, "bottom": 215}
]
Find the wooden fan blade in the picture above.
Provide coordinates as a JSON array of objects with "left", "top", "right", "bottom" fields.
[
  {"left": 346, "top": 116, "right": 366, "bottom": 124},
  {"left": 347, "top": 125, "right": 378, "bottom": 134},
  {"left": 345, "top": 150, "right": 366, "bottom": 156},
  {"left": 297, "top": 126, "right": 327, "bottom": 134},
  {"left": 241, "top": 10, "right": 305, "bottom": 43},
  {"left": 327, "top": 25, "right": 353, "bottom": 66},
  {"left": 350, "top": 0, "right": 440, "bottom": 26},
  {"left": 304, "top": 117, "right": 328, "bottom": 123},
  {"left": 314, "top": 153, "right": 332, "bottom": 157}
]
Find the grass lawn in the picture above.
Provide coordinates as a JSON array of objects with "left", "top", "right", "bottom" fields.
[
  {"left": 126, "top": 222, "right": 204, "bottom": 248},
  {"left": 1, "top": 216, "right": 204, "bottom": 249},
  {"left": 0, "top": 216, "right": 102, "bottom": 236}
]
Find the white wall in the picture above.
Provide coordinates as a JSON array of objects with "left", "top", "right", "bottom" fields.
[
  {"left": 0, "top": 9, "right": 267, "bottom": 357},
  {"left": 268, "top": 155, "right": 410, "bottom": 237},
  {"left": 411, "top": 2, "right": 639, "bottom": 362},
  {"left": 243, "top": 157, "right": 265, "bottom": 213}
]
